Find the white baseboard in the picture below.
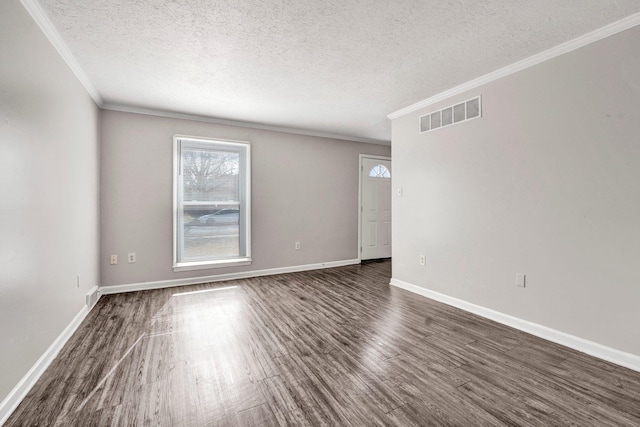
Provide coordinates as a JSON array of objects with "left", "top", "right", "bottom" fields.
[
  {"left": 100, "top": 259, "right": 361, "bottom": 295},
  {"left": 390, "top": 278, "right": 640, "bottom": 373},
  {"left": 0, "top": 306, "right": 90, "bottom": 425},
  {"left": 0, "top": 260, "right": 358, "bottom": 423}
]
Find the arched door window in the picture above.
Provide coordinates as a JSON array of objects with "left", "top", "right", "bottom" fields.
[{"left": 369, "top": 164, "right": 390, "bottom": 178}]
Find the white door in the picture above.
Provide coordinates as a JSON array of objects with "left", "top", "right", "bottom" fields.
[{"left": 360, "top": 157, "right": 391, "bottom": 260}]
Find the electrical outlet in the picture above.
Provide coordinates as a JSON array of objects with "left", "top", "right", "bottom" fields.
[
  {"left": 516, "top": 273, "right": 526, "bottom": 288},
  {"left": 128, "top": 253, "right": 136, "bottom": 263},
  {"left": 110, "top": 254, "right": 118, "bottom": 265},
  {"left": 295, "top": 242, "right": 301, "bottom": 250},
  {"left": 419, "top": 255, "right": 426, "bottom": 266}
]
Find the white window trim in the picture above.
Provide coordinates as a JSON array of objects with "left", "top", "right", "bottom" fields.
[{"left": 172, "top": 134, "right": 251, "bottom": 272}]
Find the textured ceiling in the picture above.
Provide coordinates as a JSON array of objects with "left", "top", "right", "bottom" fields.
[{"left": 36, "top": 0, "right": 640, "bottom": 143}]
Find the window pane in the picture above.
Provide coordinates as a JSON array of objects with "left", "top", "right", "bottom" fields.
[
  {"left": 182, "top": 148, "right": 239, "bottom": 202},
  {"left": 369, "top": 164, "right": 390, "bottom": 178},
  {"left": 182, "top": 205, "right": 239, "bottom": 260}
]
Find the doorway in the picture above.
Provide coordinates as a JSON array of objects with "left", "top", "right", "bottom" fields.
[{"left": 359, "top": 155, "right": 392, "bottom": 261}]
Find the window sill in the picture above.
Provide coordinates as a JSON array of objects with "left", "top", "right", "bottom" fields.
[{"left": 173, "top": 257, "right": 252, "bottom": 272}]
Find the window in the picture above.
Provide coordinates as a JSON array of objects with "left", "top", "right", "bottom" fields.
[
  {"left": 369, "top": 164, "right": 391, "bottom": 178},
  {"left": 173, "top": 136, "right": 251, "bottom": 271}
]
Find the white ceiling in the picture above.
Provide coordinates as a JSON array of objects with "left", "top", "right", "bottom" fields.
[{"left": 34, "top": 0, "right": 640, "bottom": 144}]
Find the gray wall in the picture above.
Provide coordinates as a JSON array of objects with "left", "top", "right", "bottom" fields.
[
  {"left": 100, "top": 110, "right": 390, "bottom": 287},
  {"left": 0, "top": 0, "right": 100, "bottom": 401},
  {"left": 391, "top": 25, "right": 640, "bottom": 356}
]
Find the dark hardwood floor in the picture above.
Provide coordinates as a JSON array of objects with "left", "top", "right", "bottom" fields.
[{"left": 6, "top": 261, "right": 640, "bottom": 426}]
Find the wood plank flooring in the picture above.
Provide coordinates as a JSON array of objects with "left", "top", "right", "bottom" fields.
[{"left": 6, "top": 260, "right": 640, "bottom": 426}]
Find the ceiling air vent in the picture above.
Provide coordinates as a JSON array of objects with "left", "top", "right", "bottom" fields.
[{"left": 419, "top": 96, "right": 481, "bottom": 133}]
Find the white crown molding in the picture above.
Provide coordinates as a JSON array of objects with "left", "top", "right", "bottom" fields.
[
  {"left": 20, "top": 1, "right": 388, "bottom": 145},
  {"left": 102, "top": 104, "right": 390, "bottom": 146},
  {"left": 390, "top": 278, "right": 640, "bottom": 373},
  {"left": 20, "top": 0, "right": 103, "bottom": 106},
  {"left": 388, "top": 12, "right": 640, "bottom": 119},
  {"left": 100, "top": 259, "right": 361, "bottom": 295},
  {"left": 0, "top": 306, "right": 90, "bottom": 425}
]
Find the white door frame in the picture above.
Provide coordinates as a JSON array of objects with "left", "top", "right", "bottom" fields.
[{"left": 358, "top": 154, "right": 392, "bottom": 262}]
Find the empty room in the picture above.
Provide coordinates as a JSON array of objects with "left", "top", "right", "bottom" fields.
[{"left": 1, "top": 0, "right": 640, "bottom": 425}]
